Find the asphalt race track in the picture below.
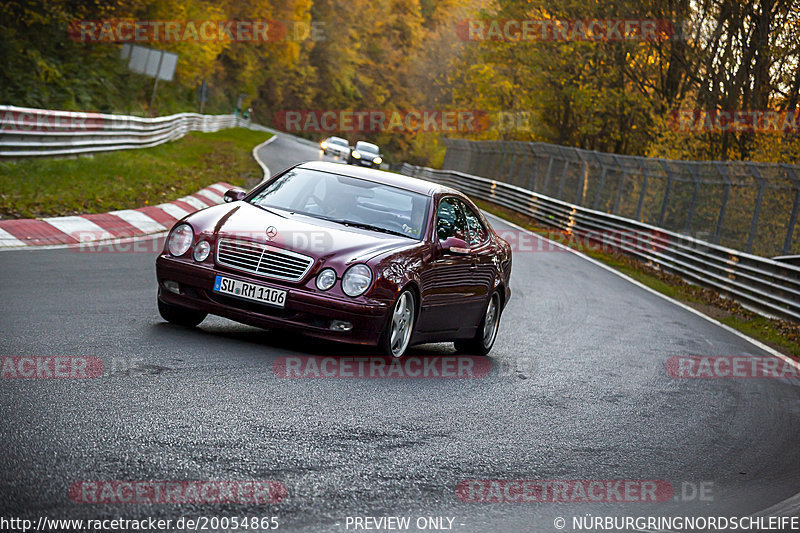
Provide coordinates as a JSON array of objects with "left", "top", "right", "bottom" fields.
[{"left": 2, "top": 134, "right": 800, "bottom": 532}]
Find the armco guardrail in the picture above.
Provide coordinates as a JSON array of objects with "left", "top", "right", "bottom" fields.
[
  {"left": 0, "top": 105, "right": 247, "bottom": 158},
  {"left": 401, "top": 163, "right": 800, "bottom": 323}
]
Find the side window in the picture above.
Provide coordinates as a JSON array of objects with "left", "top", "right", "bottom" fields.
[
  {"left": 437, "top": 197, "right": 468, "bottom": 241},
  {"left": 461, "top": 202, "right": 488, "bottom": 246}
]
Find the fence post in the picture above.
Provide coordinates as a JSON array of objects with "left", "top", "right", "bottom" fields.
[
  {"left": 684, "top": 163, "right": 700, "bottom": 234},
  {"left": 713, "top": 162, "right": 732, "bottom": 245},
  {"left": 782, "top": 165, "right": 799, "bottom": 255},
  {"left": 634, "top": 158, "right": 649, "bottom": 221},
  {"left": 542, "top": 155, "right": 555, "bottom": 196},
  {"left": 657, "top": 159, "right": 675, "bottom": 227},
  {"left": 612, "top": 155, "right": 626, "bottom": 215},
  {"left": 467, "top": 141, "right": 478, "bottom": 174},
  {"left": 489, "top": 143, "right": 504, "bottom": 178},
  {"left": 592, "top": 166, "right": 608, "bottom": 210},
  {"left": 526, "top": 143, "right": 540, "bottom": 191},
  {"left": 557, "top": 157, "right": 570, "bottom": 200},
  {"left": 745, "top": 163, "right": 766, "bottom": 254},
  {"left": 574, "top": 150, "right": 592, "bottom": 206}
]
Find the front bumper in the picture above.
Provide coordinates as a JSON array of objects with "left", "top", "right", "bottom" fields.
[
  {"left": 351, "top": 158, "right": 378, "bottom": 168},
  {"left": 156, "top": 255, "right": 390, "bottom": 345}
]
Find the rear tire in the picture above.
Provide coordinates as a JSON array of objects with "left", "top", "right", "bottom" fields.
[
  {"left": 379, "top": 290, "right": 416, "bottom": 358},
  {"left": 454, "top": 292, "right": 502, "bottom": 356},
  {"left": 158, "top": 299, "right": 207, "bottom": 328}
]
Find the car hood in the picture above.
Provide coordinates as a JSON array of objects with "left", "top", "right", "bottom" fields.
[{"left": 187, "top": 202, "right": 416, "bottom": 262}]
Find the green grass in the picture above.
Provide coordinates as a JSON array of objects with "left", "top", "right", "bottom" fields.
[
  {"left": 0, "top": 128, "right": 271, "bottom": 219},
  {"left": 473, "top": 199, "right": 800, "bottom": 359}
]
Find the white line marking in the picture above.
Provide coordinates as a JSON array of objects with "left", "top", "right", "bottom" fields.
[
  {"left": 178, "top": 196, "right": 209, "bottom": 210},
  {"left": 41, "top": 216, "right": 111, "bottom": 241},
  {"left": 109, "top": 209, "right": 166, "bottom": 234},
  {"left": 0, "top": 228, "right": 27, "bottom": 247},
  {"left": 196, "top": 189, "right": 223, "bottom": 204},
  {"left": 157, "top": 203, "right": 192, "bottom": 220},
  {"left": 252, "top": 135, "right": 277, "bottom": 182},
  {"left": 484, "top": 211, "right": 800, "bottom": 371}
]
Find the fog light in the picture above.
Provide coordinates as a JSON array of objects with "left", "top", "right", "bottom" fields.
[
  {"left": 193, "top": 240, "right": 211, "bottom": 262},
  {"left": 330, "top": 320, "right": 352, "bottom": 332},
  {"left": 163, "top": 280, "right": 180, "bottom": 294}
]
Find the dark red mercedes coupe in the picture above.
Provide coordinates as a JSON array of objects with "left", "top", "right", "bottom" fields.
[{"left": 155, "top": 161, "right": 512, "bottom": 357}]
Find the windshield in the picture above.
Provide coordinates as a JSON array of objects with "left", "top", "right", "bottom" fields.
[
  {"left": 355, "top": 142, "right": 379, "bottom": 154},
  {"left": 249, "top": 168, "right": 429, "bottom": 239},
  {"left": 328, "top": 137, "right": 348, "bottom": 146}
]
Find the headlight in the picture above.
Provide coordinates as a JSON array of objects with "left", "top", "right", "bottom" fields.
[
  {"left": 167, "top": 224, "right": 193, "bottom": 257},
  {"left": 321, "top": 141, "right": 328, "bottom": 149},
  {"left": 316, "top": 268, "right": 336, "bottom": 291},
  {"left": 373, "top": 156, "right": 382, "bottom": 164},
  {"left": 352, "top": 151, "right": 361, "bottom": 159},
  {"left": 341, "top": 264, "right": 372, "bottom": 297},
  {"left": 193, "top": 240, "right": 211, "bottom": 262}
]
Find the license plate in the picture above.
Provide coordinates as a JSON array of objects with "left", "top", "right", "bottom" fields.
[{"left": 213, "top": 275, "right": 287, "bottom": 308}]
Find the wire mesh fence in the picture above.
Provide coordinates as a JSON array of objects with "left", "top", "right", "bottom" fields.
[{"left": 441, "top": 139, "right": 800, "bottom": 258}]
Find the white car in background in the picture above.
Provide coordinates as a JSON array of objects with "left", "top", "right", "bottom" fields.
[{"left": 320, "top": 136, "right": 351, "bottom": 159}]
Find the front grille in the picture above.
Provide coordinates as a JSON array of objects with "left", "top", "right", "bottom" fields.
[{"left": 216, "top": 238, "right": 314, "bottom": 282}]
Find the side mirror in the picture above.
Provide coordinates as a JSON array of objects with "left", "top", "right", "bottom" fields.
[
  {"left": 439, "top": 236, "right": 470, "bottom": 255},
  {"left": 223, "top": 188, "right": 246, "bottom": 203}
]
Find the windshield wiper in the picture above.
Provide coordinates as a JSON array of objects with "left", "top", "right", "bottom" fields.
[
  {"left": 249, "top": 202, "right": 285, "bottom": 218},
  {"left": 330, "top": 219, "right": 409, "bottom": 238}
]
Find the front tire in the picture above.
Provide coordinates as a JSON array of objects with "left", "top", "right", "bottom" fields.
[
  {"left": 454, "top": 292, "right": 501, "bottom": 356},
  {"left": 158, "top": 299, "right": 207, "bottom": 328},
  {"left": 379, "top": 290, "right": 416, "bottom": 358}
]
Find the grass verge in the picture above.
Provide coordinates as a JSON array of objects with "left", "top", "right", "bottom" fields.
[
  {"left": 474, "top": 199, "right": 800, "bottom": 359},
  {"left": 0, "top": 128, "right": 271, "bottom": 219}
]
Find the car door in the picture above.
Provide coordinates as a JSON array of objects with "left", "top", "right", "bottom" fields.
[
  {"left": 460, "top": 200, "right": 496, "bottom": 305},
  {"left": 417, "top": 197, "right": 484, "bottom": 333}
]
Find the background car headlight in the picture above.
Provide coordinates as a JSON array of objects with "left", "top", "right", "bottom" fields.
[
  {"left": 316, "top": 268, "right": 337, "bottom": 291},
  {"left": 167, "top": 224, "right": 193, "bottom": 257},
  {"left": 352, "top": 150, "right": 361, "bottom": 159},
  {"left": 342, "top": 264, "right": 372, "bottom": 297},
  {"left": 320, "top": 141, "right": 327, "bottom": 149},
  {"left": 373, "top": 156, "right": 382, "bottom": 165},
  {"left": 193, "top": 240, "right": 211, "bottom": 262}
]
